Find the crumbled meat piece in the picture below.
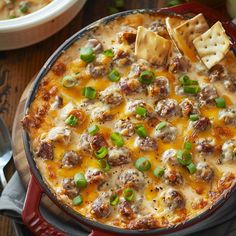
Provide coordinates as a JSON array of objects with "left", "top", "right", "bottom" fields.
[
  {"left": 219, "top": 107, "right": 236, "bottom": 125},
  {"left": 149, "top": 21, "right": 168, "bottom": 37},
  {"left": 36, "top": 140, "right": 54, "bottom": 160},
  {"left": 156, "top": 99, "right": 180, "bottom": 118},
  {"left": 135, "top": 136, "right": 157, "bottom": 151},
  {"left": 113, "top": 49, "right": 134, "bottom": 67},
  {"left": 118, "top": 201, "right": 135, "bottom": 219},
  {"left": 87, "top": 62, "right": 107, "bottom": 78},
  {"left": 114, "top": 119, "right": 135, "bottom": 137},
  {"left": 77, "top": 133, "right": 92, "bottom": 153},
  {"left": 91, "top": 193, "right": 111, "bottom": 218},
  {"left": 193, "top": 117, "right": 211, "bottom": 132},
  {"left": 168, "top": 56, "right": 190, "bottom": 73},
  {"left": 62, "top": 178, "right": 79, "bottom": 199},
  {"left": 85, "top": 39, "right": 103, "bottom": 53},
  {"left": 128, "top": 214, "right": 158, "bottom": 230},
  {"left": 208, "top": 64, "right": 225, "bottom": 82},
  {"left": 198, "top": 85, "right": 218, "bottom": 106},
  {"left": 119, "top": 77, "right": 142, "bottom": 95},
  {"left": 99, "top": 86, "right": 123, "bottom": 107},
  {"left": 224, "top": 76, "right": 236, "bottom": 92},
  {"left": 128, "top": 59, "right": 151, "bottom": 78},
  {"left": 61, "top": 151, "right": 81, "bottom": 168},
  {"left": 195, "top": 162, "right": 214, "bottom": 182},
  {"left": 51, "top": 95, "right": 63, "bottom": 109},
  {"left": 89, "top": 133, "right": 108, "bottom": 151},
  {"left": 222, "top": 139, "right": 236, "bottom": 162},
  {"left": 91, "top": 105, "right": 113, "bottom": 122},
  {"left": 85, "top": 168, "right": 107, "bottom": 184},
  {"left": 163, "top": 188, "right": 185, "bottom": 210},
  {"left": 117, "top": 29, "right": 137, "bottom": 44},
  {"left": 163, "top": 169, "right": 183, "bottom": 185},
  {"left": 154, "top": 122, "right": 177, "bottom": 143},
  {"left": 162, "top": 149, "right": 178, "bottom": 166},
  {"left": 179, "top": 98, "right": 200, "bottom": 117},
  {"left": 196, "top": 138, "right": 215, "bottom": 154},
  {"left": 108, "top": 147, "right": 131, "bottom": 166},
  {"left": 52, "top": 62, "right": 66, "bottom": 76},
  {"left": 47, "top": 126, "right": 71, "bottom": 145}
]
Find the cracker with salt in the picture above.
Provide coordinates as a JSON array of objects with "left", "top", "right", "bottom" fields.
[
  {"left": 193, "top": 21, "right": 231, "bottom": 69},
  {"left": 135, "top": 26, "right": 172, "bottom": 65},
  {"left": 173, "top": 13, "right": 209, "bottom": 61}
]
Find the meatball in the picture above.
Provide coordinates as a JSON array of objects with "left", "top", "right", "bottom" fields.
[
  {"left": 161, "top": 149, "right": 178, "bottom": 166},
  {"left": 196, "top": 138, "right": 215, "bottom": 154},
  {"left": 61, "top": 151, "right": 81, "bottom": 168},
  {"left": 47, "top": 127, "right": 71, "bottom": 145},
  {"left": 168, "top": 56, "right": 190, "bottom": 73},
  {"left": 192, "top": 117, "right": 211, "bottom": 132},
  {"left": 85, "top": 39, "right": 103, "bottom": 53},
  {"left": 222, "top": 139, "right": 236, "bottom": 162},
  {"left": 219, "top": 107, "right": 236, "bottom": 125},
  {"left": 147, "top": 76, "right": 170, "bottom": 100},
  {"left": 179, "top": 98, "right": 200, "bottom": 117},
  {"left": 154, "top": 122, "right": 177, "bottom": 142},
  {"left": 108, "top": 147, "right": 131, "bottom": 166},
  {"left": 85, "top": 168, "right": 107, "bottom": 184},
  {"left": 135, "top": 136, "right": 157, "bottom": 151},
  {"left": 91, "top": 105, "right": 113, "bottom": 122},
  {"left": 156, "top": 99, "right": 180, "bottom": 119},
  {"left": 99, "top": 86, "right": 123, "bottom": 107},
  {"left": 118, "top": 201, "right": 135, "bottom": 219},
  {"left": 87, "top": 62, "right": 107, "bottom": 78},
  {"left": 114, "top": 119, "right": 135, "bottom": 137},
  {"left": 128, "top": 214, "right": 158, "bottom": 230},
  {"left": 77, "top": 133, "right": 92, "bottom": 154},
  {"left": 89, "top": 134, "right": 108, "bottom": 151},
  {"left": 62, "top": 178, "right": 79, "bottom": 199},
  {"left": 91, "top": 193, "right": 111, "bottom": 218},
  {"left": 198, "top": 85, "right": 218, "bottom": 106},
  {"left": 36, "top": 140, "right": 54, "bottom": 160},
  {"left": 195, "top": 162, "right": 214, "bottom": 182},
  {"left": 163, "top": 188, "right": 185, "bottom": 210},
  {"left": 163, "top": 169, "right": 183, "bottom": 185},
  {"left": 208, "top": 64, "right": 225, "bottom": 82},
  {"left": 119, "top": 77, "right": 142, "bottom": 95},
  {"left": 118, "top": 168, "right": 145, "bottom": 189}
]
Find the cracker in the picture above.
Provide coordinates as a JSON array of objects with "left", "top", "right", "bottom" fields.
[
  {"left": 135, "top": 26, "right": 172, "bottom": 65},
  {"left": 193, "top": 21, "right": 231, "bottom": 69},
  {"left": 173, "top": 13, "right": 209, "bottom": 61}
]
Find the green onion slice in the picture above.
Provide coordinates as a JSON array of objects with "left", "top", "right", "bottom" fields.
[
  {"left": 88, "top": 124, "right": 99, "bottom": 135},
  {"left": 184, "top": 141, "right": 192, "bottom": 151},
  {"left": 65, "top": 115, "right": 78, "bottom": 127},
  {"left": 74, "top": 173, "right": 87, "bottom": 188},
  {"left": 72, "top": 195, "right": 83, "bottom": 206},
  {"left": 135, "top": 125, "right": 147, "bottom": 138},
  {"left": 108, "top": 69, "right": 121, "bottom": 82},
  {"left": 110, "top": 132, "right": 124, "bottom": 147},
  {"left": 177, "top": 150, "right": 192, "bottom": 166},
  {"left": 110, "top": 194, "right": 119, "bottom": 206},
  {"left": 189, "top": 114, "right": 199, "bottom": 121},
  {"left": 95, "top": 146, "right": 108, "bottom": 159},
  {"left": 82, "top": 87, "right": 97, "bottom": 99},
  {"left": 139, "top": 71, "right": 155, "bottom": 85},
  {"left": 135, "top": 106, "right": 147, "bottom": 117},
  {"left": 61, "top": 76, "right": 77, "bottom": 88},
  {"left": 183, "top": 85, "right": 200, "bottom": 94},
  {"left": 19, "top": 2, "right": 29, "bottom": 13},
  {"left": 187, "top": 163, "right": 197, "bottom": 174},
  {"left": 123, "top": 188, "right": 135, "bottom": 201},
  {"left": 179, "top": 75, "right": 198, "bottom": 86},
  {"left": 156, "top": 121, "right": 166, "bottom": 131},
  {"left": 215, "top": 97, "right": 226, "bottom": 108},
  {"left": 80, "top": 47, "right": 96, "bottom": 63},
  {"left": 103, "top": 49, "right": 114, "bottom": 58},
  {"left": 98, "top": 159, "right": 110, "bottom": 172},
  {"left": 135, "top": 157, "right": 151, "bottom": 172},
  {"left": 153, "top": 166, "right": 165, "bottom": 177}
]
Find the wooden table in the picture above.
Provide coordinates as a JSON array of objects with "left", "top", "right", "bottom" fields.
[{"left": 0, "top": 0, "right": 226, "bottom": 235}]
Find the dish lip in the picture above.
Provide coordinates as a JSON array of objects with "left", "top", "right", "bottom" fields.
[
  {"left": 0, "top": 0, "right": 78, "bottom": 32},
  {"left": 22, "top": 8, "right": 236, "bottom": 235}
]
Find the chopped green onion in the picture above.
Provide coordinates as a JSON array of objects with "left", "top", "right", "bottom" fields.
[
  {"left": 135, "top": 125, "right": 147, "bottom": 138},
  {"left": 135, "top": 106, "right": 147, "bottom": 117},
  {"left": 187, "top": 163, "right": 197, "bottom": 174},
  {"left": 103, "top": 49, "right": 114, "bottom": 58},
  {"left": 82, "top": 87, "right": 97, "bottom": 99},
  {"left": 123, "top": 188, "right": 135, "bottom": 201},
  {"left": 61, "top": 76, "right": 77, "bottom": 88},
  {"left": 108, "top": 69, "right": 121, "bottom": 82},
  {"left": 167, "top": 0, "right": 184, "bottom": 7},
  {"left": 19, "top": 2, "right": 29, "bottom": 13},
  {"left": 115, "top": 0, "right": 125, "bottom": 7},
  {"left": 183, "top": 86, "right": 200, "bottom": 94},
  {"left": 98, "top": 159, "right": 110, "bottom": 171},
  {"left": 88, "top": 124, "right": 99, "bottom": 135},
  {"left": 177, "top": 150, "right": 192, "bottom": 166},
  {"left": 74, "top": 173, "right": 87, "bottom": 188},
  {"left": 65, "top": 115, "right": 78, "bottom": 127},
  {"left": 72, "top": 195, "right": 83, "bottom": 206},
  {"left": 184, "top": 141, "right": 192, "bottom": 151},
  {"left": 110, "top": 132, "right": 124, "bottom": 147},
  {"left": 189, "top": 114, "right": 199, "bottom": 121},
  {"left": 153, "top": 166, "right": 165, "bottom": 177},
  {"left": 80, "top": 47, "right": 95, "bottom": 63},
  {"left": 179, "top": 75, "right": 198, "bottom": 86},
  {"left": 95, "top": 146, "right": 108, "bottom": 159},
  {"left": 110, "top": 194, "right": 119, "bottom": 206},
  {"left": 215, "top": 97, "right": 226, "bottom": 108},
  {"left": 139, "top": 71, "right": 155, "bottom": 85},
  {"left": 135, "top": 157, "right": 151, "bottom": 172},
  {"left": 156, "top": 121, "right": 166, "bottom": 131}
]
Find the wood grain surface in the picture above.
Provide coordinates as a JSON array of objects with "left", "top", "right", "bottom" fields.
[{"left": 0, "top": 0, "right": 226, "bottom": 235}]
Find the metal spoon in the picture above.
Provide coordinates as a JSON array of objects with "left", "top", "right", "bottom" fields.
[{"left": 0, "top": 117, "right": 12, "bottom": 188}]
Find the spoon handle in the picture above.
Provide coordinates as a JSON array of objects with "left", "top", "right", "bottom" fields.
[{"left": 0, "top": 168, "right": 7, "bottom": 188}]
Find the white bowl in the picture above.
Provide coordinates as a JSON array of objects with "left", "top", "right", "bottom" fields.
[{"left": 0, "top": 0, "right": 87, "bottom": 50}]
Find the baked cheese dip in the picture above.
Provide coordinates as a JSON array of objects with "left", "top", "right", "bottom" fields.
[
  {"left": 0, "top": 0, "right": 52, "bottom": 20},
  {"left": 22, "top": 12, "right": 236, "bottom": 230}
]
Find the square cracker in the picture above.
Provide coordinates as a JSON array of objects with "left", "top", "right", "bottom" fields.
[
  {"left": 193, "top": 21, "right": 231, "bottom": 69},
  {"left": 173, "top": 13, "right": 209, "bottom": 61},
  {"left": 135, "top": 26, "right": 172, "bottom": 65}
]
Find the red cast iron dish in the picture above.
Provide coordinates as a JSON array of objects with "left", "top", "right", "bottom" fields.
[{"left": 22, "top": 2, "right": 236, "bottom": 236}]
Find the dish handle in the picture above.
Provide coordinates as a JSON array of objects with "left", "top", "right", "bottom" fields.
[{"left": 22, "top": 174, "right": 66, "bottom": 236}]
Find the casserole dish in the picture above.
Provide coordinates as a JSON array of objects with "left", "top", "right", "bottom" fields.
[
  {"left": 0, "top": 0, "right": 87, "bottom": 50},
  {"left": 21, "top": 3, "right": 236, "bottom": 236}
]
